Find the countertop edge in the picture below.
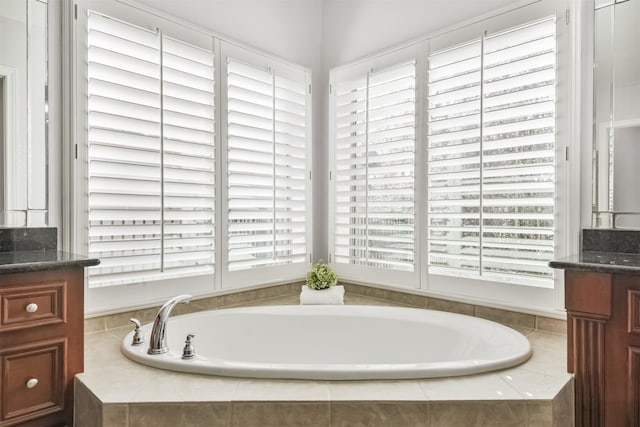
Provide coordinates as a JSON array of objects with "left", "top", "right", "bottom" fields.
[
  {"left": 550, "top": 251, "right": 640, "bottom": 275},
  {"left": 0, "top": 251, "right": 100, "bottom": 274}
]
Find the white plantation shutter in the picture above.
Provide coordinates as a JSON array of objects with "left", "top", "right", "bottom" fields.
[
  {"left": 87, "top": 11, "right": 215, "bottom": 287},
  {"left": 274, "top": 73, "right": 308, "bottom": 265},
  {"left": 427, "top": 17, "right": 555, "bottom": 287},
  {"left": 333, "top": 60, "right": 416, "bottom": 272},
  {"left": 481, "top": 18, "right": 555, "bottom": 284},
  {"left": 227, "top": 59, "right": 274, "bottom": 270},
  {"left": 161, "top": 36, "right": 216, "bottom": 277},
  {"left": 226, "top": 52, "right": 309, "bottom": 272},
  {"left": 427, "top": 40, "right": 482, "bottom": 274}
]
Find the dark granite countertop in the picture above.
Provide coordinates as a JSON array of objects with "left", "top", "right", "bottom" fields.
[
  {"left": 549, "top": 251, "right": 640, "bottom": 275},
  {"left": 0, "top": 250, "right": 100, "bottom": 274}
]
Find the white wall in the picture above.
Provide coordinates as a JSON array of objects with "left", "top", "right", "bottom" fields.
[
  {"left": 321, "top": 0, "right": 518, "bottom": 67},
  {"left": 134, "top": 0, "right": 322, "bottom": 69}
]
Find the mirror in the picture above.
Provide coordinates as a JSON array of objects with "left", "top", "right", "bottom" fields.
[
  {"left": 0, "top": 0, "right": 48, "bottom": 226},
  {"left": 593, "top": 0, "right": 640, "bottom": 228}
]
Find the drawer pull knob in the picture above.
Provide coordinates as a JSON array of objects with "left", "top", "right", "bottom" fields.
[
  {"left": 25, "top": 303, "right": 39, "bottom": 313},
  {"left": 26, "top": 378, "right": 39, "bottom": 389}
]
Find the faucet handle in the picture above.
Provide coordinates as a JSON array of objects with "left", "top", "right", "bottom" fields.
[
  {"left": 182, "top": 333, "right": 196, "bottom": 360},
  {"left": 129, "top": 318, "right": 144, "bottom": 346}
]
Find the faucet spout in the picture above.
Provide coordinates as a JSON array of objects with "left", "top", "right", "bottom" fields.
[{"left": 147, "top": 294, "right": 192, "bottom": 355}]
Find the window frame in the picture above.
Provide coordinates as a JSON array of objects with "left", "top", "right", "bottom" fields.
[
  {"left": 328, "top": 0, "right": 574, "bottom": 315},
  {"left": 73, "top": 0, "right": 313, "bottom": 315},
  {"left": 328, "top": 44, "right": 422, "bottom": 290},
  {"left": 219, "top": 41, "right": 313, "bottom": 289},
  {"left": 421, "top": 0, "right": 571, "bottom": 313}
]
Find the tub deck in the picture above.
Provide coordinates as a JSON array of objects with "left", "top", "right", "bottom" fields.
[{"left": 76, "top": 293, "right": 573, "bottom": 427}]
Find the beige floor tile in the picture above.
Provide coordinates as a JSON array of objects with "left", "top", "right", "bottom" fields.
[
  {"left": 521, "top": 331, "right": 568, "bottom": 378},
  {"left": 425, "top": 298, "right": 474, "bottom": 316},
  {"left": 85, "top": 316, "right": 106, "bottom": 333},
  {"left": 498, "top": 368, "right": 573, "bottom": 399},
  {"left": 78, "top": 363, "right": 143, "bottom": 404},
  {"left": 475, "top": 306, "right": 536, "bottom": 329},
  {"left": 429, "top": 401, "right": 527, "bottom": 427},
  {"left": 233, "top": 379, "right": 330, "bottom": 401},
  {"left": 536, "top": 316, "right": 567, "bottom": 335},
  {"left": 552, "top": 379, "right": 575, "bottom": 427},
  {"left": 129, "top": 402, "right": 230, "bottom": 427},
  {"left": 331, "top": 402, "right": 429, "bottom": 427},
  {"left": 240, "top": 295, "right": 299, "bottom": 306},
  {"left": 420, "top": 373, "right": 522, "bottom": 401},
  {"left": 107, "top": 325, "right": 134, "bottom": 340},
  {"left": 329, "top": 380, "right": 426, "bottom": 401},
  {"left": 527, "top": 402, "right": 554, "bottom": 427},
  {"left": 74, "top": 379, "right": 103, "bottom": 427},
  {"left": 230, "top": 402, "right": 330, "bottom": 427},
  {"left": 102, "top": 404, "right": 129, "bottom": 427},
  {"left": 512, "top": 325, "right": 535, "bottom": 336},
  {"left": 128, "top": 370, "right": 239, "bottom": 403},
  {"left": 106, "top": 307, "right": 158, "bottom": 329},
  {"left": 85, "top": 331, "right": 122, "bottom": 364},
  {"left": 343, "top": 294, "right": 407, "bottom": 306}
]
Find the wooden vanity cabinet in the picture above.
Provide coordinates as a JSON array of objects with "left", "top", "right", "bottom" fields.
[
  {"left": 565, "top": 270, "right": 640, "bottom": 427},
  {"left": 0, "top": 267, "right": 84, "bottom": 427}
]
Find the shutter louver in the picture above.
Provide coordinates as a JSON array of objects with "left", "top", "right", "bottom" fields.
[
  {"left": 427, "top": 17, "right": 555, "bottom": 288},
  {"left": 227, "top": 58, "right": 308, "bottom": 271},
  {"left": 334, "top": 61, "right": 416, "bottom": 272},
  {"left": 87, "top": 12, "right": 215, "bottom": 287}
]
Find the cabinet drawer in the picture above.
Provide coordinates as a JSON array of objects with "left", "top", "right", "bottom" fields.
[
  {"left": 630, "top": 290, "right": 640, "bottom": 335},
  {"left": 0, "top": 281, "right": 66, "bottom": 331},
  {"left": 0, "top": 339, "right": 65, "bottom": 426}
]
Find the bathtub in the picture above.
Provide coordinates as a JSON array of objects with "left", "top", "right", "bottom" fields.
[{"left": 121, "top": 305, "right": 532, "bottom": 380}]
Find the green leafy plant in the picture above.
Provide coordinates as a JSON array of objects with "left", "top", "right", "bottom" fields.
[{"left": 306, "top": 263, "right": 337, "bottom": 290}]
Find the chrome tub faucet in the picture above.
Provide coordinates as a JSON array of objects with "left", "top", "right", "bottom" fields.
[{"left": 147, "top": 294, "right": 192, "bottom": 355}]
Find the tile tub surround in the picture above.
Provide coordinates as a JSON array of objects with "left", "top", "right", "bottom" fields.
[
  {"left": 76, "top": 295, "right": 573, "bottom": 427},
  {"left": 85, "top": 281, "right": 567, "bottom": 336},
  {"left": 343, "top": 283, "right": 567, "bottom": 335},
  {"left": 84, "top": 281, "right": 304, "bottom": 332}
]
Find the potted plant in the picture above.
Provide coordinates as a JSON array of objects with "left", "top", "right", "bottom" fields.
[
  {"left": 301, "top": 263, "right": 343, "bottom": 304},
  {"left": 306, "top": 263, "right": 337, "bottom": 290}
]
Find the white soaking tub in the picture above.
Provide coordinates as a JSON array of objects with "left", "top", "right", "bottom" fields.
[{"left": 121, "top": 305, "right": 532, "bottom": 380}]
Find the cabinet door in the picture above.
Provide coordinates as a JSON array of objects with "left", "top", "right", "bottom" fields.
[
  {"left": 0, "top": 339, "right": 65, "bottom": 426},
  {"left": 0, "top": 281, "right": 67, "bottom": 331}
]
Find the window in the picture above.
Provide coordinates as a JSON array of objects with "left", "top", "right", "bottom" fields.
[
  {"left": 86, "top": 11, "right": 215, "bottom": 288},
  {"left": 330, "top": 46, "right": 418, "bottom": 287},
  {"left": 78, "top": 4, "right": 312, "bottom": 313},
  {"left": 329, "top": 2, "right": 565, "bottom": 310},
  {"left": 427, "top": 18, "right": 556, "bottom": 288},
  {"left": 222, "top": 43, "right": 312, "bottom": 286}
]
